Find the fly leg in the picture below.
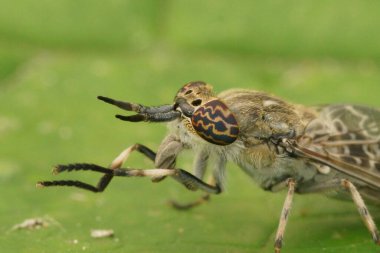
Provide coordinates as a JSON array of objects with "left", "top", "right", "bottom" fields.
[
  {"left": 169, "top": 152, "right": 226, "bottom": 210},
  {"left": 38, "top": 135, "right": 222, "bottom": 209},
  {"left": 169, "top": 150, "right": 210, "bottom": 210},
  {"left": 38, "top": 163, "right": 221, "bottom": 195},
  {"left": 37, "top": 143, "right": 156, "bottom": 192},
  {"left": 341, "top": 179, "right": 380, "bottom": 245},
  {"left": 274, "top": 178, "right": 296, "bottom": 253},
  {"left": 37, "top": 140, "right": 221, "bottom": 197},
  {"left": 297, "top": 178, "right": 380, "bottom": 245}
]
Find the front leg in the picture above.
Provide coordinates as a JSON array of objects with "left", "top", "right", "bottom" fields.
[
  {"left": 38, "top": 162, "right": 221, "bottom": 195},
  {"left": 38, "top": 134, "right": 182, "bottom": 192},
  {"left": 37, "top": 136, "right": 221, "bottom": 196},
  {"left": 37, "top": 143, "right": 157, "bottom": 192}
]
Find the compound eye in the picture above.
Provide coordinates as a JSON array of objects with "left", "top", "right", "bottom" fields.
[{"left": 191, "top": 99, "right": 239, "bottom": 145}]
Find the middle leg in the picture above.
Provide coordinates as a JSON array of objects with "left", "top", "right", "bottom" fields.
[{"left": 169, "top": 153, "right": 226, "bottom": 210}]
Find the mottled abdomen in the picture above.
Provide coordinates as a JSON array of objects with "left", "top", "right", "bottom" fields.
[{"left": 191, "top": 99, "right": 239, "bottom": 145}]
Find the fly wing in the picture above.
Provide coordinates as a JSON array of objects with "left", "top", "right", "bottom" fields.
[{"left": 294, "top": 104, "right": 380, "bottom": 189}]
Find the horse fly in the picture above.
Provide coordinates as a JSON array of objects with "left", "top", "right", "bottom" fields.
[{"left": 38, "top": 81, "right": 380, "bottom": 252}]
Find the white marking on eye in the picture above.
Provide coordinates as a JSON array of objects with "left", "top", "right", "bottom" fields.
[{"left": 263, "top": 100, "right": 279, "bottom": 107}]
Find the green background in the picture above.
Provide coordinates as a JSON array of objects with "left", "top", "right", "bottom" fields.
[{"left": 1, "top": 1, "right": 380, "bottom": 252}]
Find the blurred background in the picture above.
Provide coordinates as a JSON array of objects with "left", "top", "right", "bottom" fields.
[{"left": 1, "top": 1, "right": 380, "bottom": 252}]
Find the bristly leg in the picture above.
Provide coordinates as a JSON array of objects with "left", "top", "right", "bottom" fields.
[
  {"left": 168, "top": 151, "right": 219, "bottom": 210},
  {"left": 274, "top": 178, "right": 296, "bottom": 253},
  {"left": 37, "top": 143, "right": 221, "bottom": 197},
  {"left": 38, "top": 178, "right": 105, "bottom": 192},
  {"left": 53, "top": 163, "right": 111, "bottom": 174},
  {"left": 37, "top": 144, "right": 157, "bottom": 192},
  {"left": 270, "top": 178, "right": 380, "bottom": 252},
  {"left": 299, "top": 178, "right": 380, "bottom": 246},
  {"left": 38, "top": 166, "right": 221, "bottom": 194},
  {"left": 341, "top": 179, "right": 380, "bottom": 245}
]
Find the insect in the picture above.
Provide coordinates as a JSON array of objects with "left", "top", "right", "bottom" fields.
[{"left": 38, "top": 81, "right": 380, "bottom": 252}]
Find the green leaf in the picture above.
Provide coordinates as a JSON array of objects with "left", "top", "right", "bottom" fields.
[{"left": 1, "top": 1, "right": 380, "bottom": 253}]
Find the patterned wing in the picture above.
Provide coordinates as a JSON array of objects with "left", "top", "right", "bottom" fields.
[{"left": 294, "top": 104, "right": 380, "bottom": 189}]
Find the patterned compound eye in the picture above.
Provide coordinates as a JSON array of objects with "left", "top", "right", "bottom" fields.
[{"left": 191, "top": 99, "right": 239, "bottom": 145}]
